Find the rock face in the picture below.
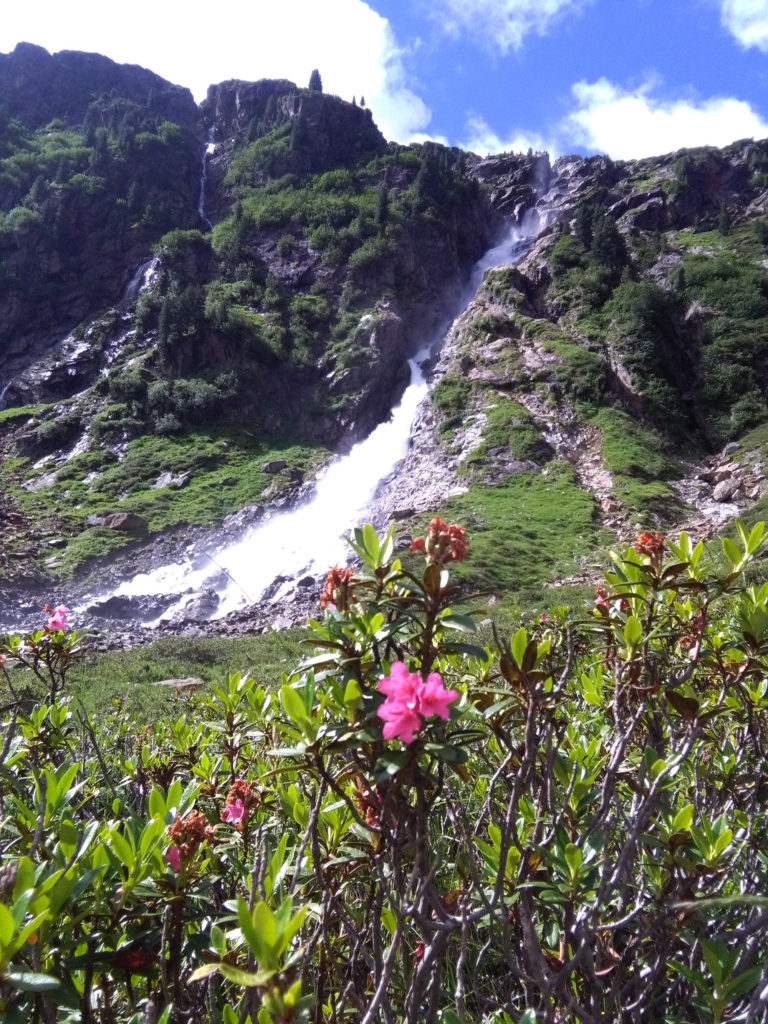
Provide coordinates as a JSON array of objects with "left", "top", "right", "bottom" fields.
[
  {"left": 0, "top": 45, "right": 203, "bottom": 367},
  {"left": 202, "top": 81, "right": 386, "bottom": 174},
  {"left": 0, "top": 42, "right": 199, "bottom": 129}
]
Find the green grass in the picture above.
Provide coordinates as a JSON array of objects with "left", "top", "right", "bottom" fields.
[
  {"left": 459, "top": 395, "right": 550, "bottom": 473},
  {"left": 6, "top": 627, "right": 310, "bottom": 721},
  {"left": 435, "top": 461, "right": 612, "bottom": 606},
  {"left": 592, "top": 408, "right": 684, "bottom": 518},
  {"left": 0, "top": 402, "right": 52, "bottom": 425}
]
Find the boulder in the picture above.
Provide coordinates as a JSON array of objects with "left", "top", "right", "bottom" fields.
[
  {"left": 713, "top": 478, "right": 740, "bottom": 503},
  {"left": 102, "top": 512, "right": 148, "bottom": 531},
  {"left": 262, "top": 460, "right": 287, "bottom": 474}
]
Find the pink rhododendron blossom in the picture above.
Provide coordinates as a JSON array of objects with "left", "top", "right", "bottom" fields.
[
  {"left": 164, "top": 845, "right": 181, "bottom": 873},
  {"left": 418, "top": 672, "right": 459, "bottom": 721},
  {"left": 47, "top": 605, "right": 69, "bottom": 630},
  {"left": 221, "top": 798, "right": 246, "bottom": 824},
  {"left": 378, "top": 696, "right": 422, "bottom": 745},
  {"left": 377, "top": 662, "right": 459, "bottom": 745}
]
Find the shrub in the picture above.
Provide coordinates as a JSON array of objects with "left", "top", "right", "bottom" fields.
[{"left": 3, "top": 520, "right": 768, "bottom": 1022}]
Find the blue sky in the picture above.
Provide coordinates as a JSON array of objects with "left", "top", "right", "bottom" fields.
[{"left": 2, "top": 0, "right": 767, "bottom": 159}]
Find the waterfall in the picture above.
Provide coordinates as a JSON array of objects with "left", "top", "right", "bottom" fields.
[
  {"left": 101, "top": 201, "right": 552, "bottom": 625},
  {"left": 0, "top": 379, "right": 14, "bottom": 411},
  {"left": 123, "top": 258, "right": 157, "bottom": 302},
  {"left": 198, "top": 129, "right": 216, "bottom": 228}
]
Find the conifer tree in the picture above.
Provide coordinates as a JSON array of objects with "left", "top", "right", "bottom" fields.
[{"left": 308, "top": 69, "right": 323, "bottom": 93}]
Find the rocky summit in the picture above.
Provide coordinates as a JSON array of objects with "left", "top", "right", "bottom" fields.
[{"left": 1, "top": 42, "right": 768, "bottom": 635}]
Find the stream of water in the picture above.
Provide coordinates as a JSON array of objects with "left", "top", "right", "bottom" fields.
[
  {"left": 103, "top": 204, "right": 549, "bottom": 624},
  {"left": 198, "top": 130, "right": 216, "bottom": 228}
]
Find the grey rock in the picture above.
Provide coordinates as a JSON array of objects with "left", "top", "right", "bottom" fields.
[
  {"left": 713, "top": 478, "right": 740, "bottom": 502},
  {"left": 102, "top": 512, "right": 148, "bottom": 531},
  {"left": 261, "top": 460, "right": 287, "bottom": 474},
  {"left": 722, "top": 442, "right": 740, "bottom": 456}
]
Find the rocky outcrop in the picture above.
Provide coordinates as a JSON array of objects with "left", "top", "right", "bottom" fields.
[{"left": 0, "top": 42, "right": 199, "bottom": 129}]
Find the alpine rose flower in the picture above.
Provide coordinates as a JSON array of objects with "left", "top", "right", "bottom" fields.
[
  {"left": 221, "top": 798, "right": 246, "bottom": 824},
  {"left": 164, "top": 845, "right": 181, "bottom": 873},
  {"left": 47, "top": 605, "right": 70, "bottom": 630},
  {"left": 377, "top": 662, "right": 459, "bottom": 745}
]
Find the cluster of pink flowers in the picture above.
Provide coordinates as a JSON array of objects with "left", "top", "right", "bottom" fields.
[
  {"left": 220, "top": 779, "right": 259, "bottom": 826},
  {"left": 44, "top": 604, "right": 69, "bottom": 630},
  {"left": 409, "top": 518, "right": 468, "bottom": 566},
  {"left": 377, "top": 662, "right": 459, "bottom": 745},
  {"left": 164, "top": 810, "right": 214, "bottom": 873}
]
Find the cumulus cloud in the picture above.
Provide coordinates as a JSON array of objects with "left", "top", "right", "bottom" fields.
[
  {"left": 1, "top": 0, "right": 431, "bottom": 143},
  {"left": 460, "top": 114, "right": 553, "bottom": 157},
  {"left": 563, "top": 77, "right": 768, "bottom": 159},
  {"left": 720, "top": 0, "right": 768, "bottom": 51},
  {"left": 430, "top": 0, "right": 591, "bottom": 53}
]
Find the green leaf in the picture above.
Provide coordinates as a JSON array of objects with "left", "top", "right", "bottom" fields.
[
  {"left": 0, "top": 902, "right": 14, "bottom": 946},
  {"left": 713, "top": 828, "right": 733, "bottom": 857},
  {"left": 252, "top": 902, "right": 277, "bottom": 958},
  {"left": 381, "top": 907, "right": 397, "bottom": 936},
  {"left": 190, "top": 963, "right": 221, "bottom": 982},
  {"left": 148, "top": 788, "right": 166, "bottom": 821},
  {"left": 723, "top": 965, "right": 763, "bottom": 1001},
  {"left": 343, "top": 678, "right": 362, "bottom": 712},
  {"left": 722, "top": 536, "right": 742, "bottom": 568},
  {"left": 281, "top": 683, "right": 309, "bottom": 728},
  {"left": 210, "top": 924, "right": 227, "bottom": 955},
  {"left": 564, "top": 843, "right": 582, "bottom": 876},
  {"left": 58, "top": 820, "right": 78, "bottom": 846},
  {"left": 218, "top": 963, "right": 276, "bottom": 987},
  {"left": 108, "top": 829, "right": 135, "bottom": 868},
  {"left": 511, "top": 628, "right": 527, "bottom": 666},
  {"left": 747, "top": 521, "right": 766, "bottom": 554},
  {"left": 440, "top": 613, "right": 477, "bottom": 633},
  {"left": 623, "top": 616, "right": 642, "bottom": 648},
  {"left": 424, "top": 742, "right": 469, "bottom": 764},
  {"left": 362, "top": 523, "right": 380, "bottom": 561},
  {"left": 4, "top": 969, "right": 62, "bottom": 992},
  {"left": 672, "top": 804, "right": 694, "bottom": 832}
]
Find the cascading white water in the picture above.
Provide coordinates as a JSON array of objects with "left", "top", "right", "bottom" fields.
[
  {"left": 106, "top": 204, "right": 550, "bottom": 624},
  {"left": 123, "top": 258, "right": 157, "bottom": 302},
  {"left": 0, "top": 379, "right": 14, "bottom": 411},
  {"left": 198, "top": 129, "right": 216, "bottom": 228}
]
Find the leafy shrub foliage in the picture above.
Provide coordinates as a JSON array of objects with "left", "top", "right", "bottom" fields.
[{"left": 3, "top": 518, "right": 768, "bottom": 1022}]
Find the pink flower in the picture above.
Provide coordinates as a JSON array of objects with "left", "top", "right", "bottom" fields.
[
  {"left": 164, "top": 845, "right": 181, "bottom": 872},
  {"left": 221, "top": 798, "right": 246, "bottom": 824},
  {"left": 418, "top": 672, "right": 459, "bottom": 721},
  {"left": 47, "top": 605, "right": 69, "bottom": 630},
  {"left": 377, "top": 663, "right": 459, "bottom": 745}
]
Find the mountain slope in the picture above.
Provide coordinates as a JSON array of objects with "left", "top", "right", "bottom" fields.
[{"left": 1, "top": 43, "right": 768, "bottom": 629}]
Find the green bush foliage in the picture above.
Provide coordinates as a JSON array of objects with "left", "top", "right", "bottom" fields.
[{"left": 3, "top": 519, "right": 768, "bottom": 1022}]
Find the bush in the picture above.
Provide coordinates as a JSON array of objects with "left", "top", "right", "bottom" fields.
[{"left": 3, "top": 520, "right": 768, "bottom": 1022}]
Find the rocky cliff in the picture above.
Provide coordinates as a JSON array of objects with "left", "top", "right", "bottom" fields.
[{"left": 1, "top": 45, "right": 767, "bottom": 631}]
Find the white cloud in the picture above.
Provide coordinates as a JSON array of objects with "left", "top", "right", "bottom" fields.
[
  {"left": 720, "top": 0, "right": 768, "bottom": 51},
  {"left": 429, "top": 0, "right": 590, "bottom": 53},
  {"left": 563, "top": 77, "right": 768, "bottom": 159},
  {"left": 0, "top": 0, "right": 431, "bottom": 143},
  {"left": 459, "top": 114, "right": 553, "bottom": 156}
]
